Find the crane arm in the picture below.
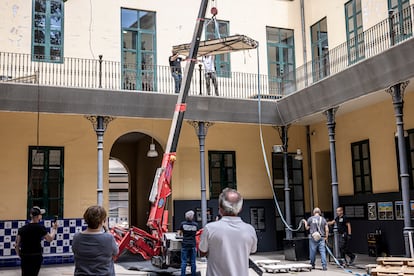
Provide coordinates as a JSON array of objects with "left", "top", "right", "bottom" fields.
[{"left": 146, "top": 0, "right": 209, "bottom": 237}]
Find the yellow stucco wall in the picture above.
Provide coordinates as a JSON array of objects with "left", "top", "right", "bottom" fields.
[
  {"left": 309, "top": 89, "right": 414, "bottom": 212},
  {"left": 0, "top": 111, "right": 309, "bottom": 220}
]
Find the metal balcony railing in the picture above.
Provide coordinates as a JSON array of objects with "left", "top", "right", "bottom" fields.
[{"left": 0, "top": 5, "right": 413, "bottom": 101}]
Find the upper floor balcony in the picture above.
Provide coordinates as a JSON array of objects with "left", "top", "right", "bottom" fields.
[{"left": 0, "top": 5, "right": 413, "bottom": 124}]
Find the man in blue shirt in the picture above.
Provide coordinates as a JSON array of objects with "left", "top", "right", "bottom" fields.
[
  {"left": 169, "top": 49, "right": 185, "bottom": 93},
  {"left": 178, "top": 210, "right": 198, "bottom": 276}
]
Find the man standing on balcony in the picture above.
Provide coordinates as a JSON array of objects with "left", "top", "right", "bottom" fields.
[
  {"left": 202, "top": 55, "right": 219, "bottom": 96},
  {"left": 169, "top": 49, "right": 185, "bottom": 93}
]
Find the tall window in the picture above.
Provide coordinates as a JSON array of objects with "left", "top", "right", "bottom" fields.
[
  {"left": 310, "top": 18, "right": 329, "bottom": 81},
  {"left": 205, "top": 20, "right": 230, "bottom": 77},
  {"left": 121, "top": 9, "right": 157, "bottom": 91},
  {"left": 28, "top": 146, "right": 64, "bottom": 218},
  {"left": 345, "top": 0, "right": 364, "bottom": 64},
  {"left": 272, "top": 153, "right": 305, "bottom": 239},
  {"left": 266, "top": 27, "right": 296, "bottom": 96},
  {"left": 208, "top": 151, "right": 236, "bottom": 198},
  {"left": 32, "top": 0, "right": 64, "bottom": 62},
  {"left": 388, "top": 0, "right": 412, "bottom": 45},
  {"left": 351, "top": 140, "right": 372, "bottom": 194}
]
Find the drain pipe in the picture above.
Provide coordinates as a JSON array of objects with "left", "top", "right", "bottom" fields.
[
  {"left": 306, "top": 126, "right": 314, "bottom": 210},
  {"left": 300, "top": 0, "right": 308, "bottom": 86}
]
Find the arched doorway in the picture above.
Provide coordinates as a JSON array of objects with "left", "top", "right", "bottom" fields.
[
  {"left": 110, "top": 132, "right": 162, "bottom": 229},
  {"left": 108, "top": 158, "right": 129, "bottom": 226}
]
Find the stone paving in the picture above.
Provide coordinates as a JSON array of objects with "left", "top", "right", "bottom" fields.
[{"left": 0, "top": 251, "right": 377, "bottom": 275}]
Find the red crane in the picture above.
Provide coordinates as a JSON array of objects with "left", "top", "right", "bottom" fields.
[{"left": 110, "top": 0, "right": 210, "bottom": 269}]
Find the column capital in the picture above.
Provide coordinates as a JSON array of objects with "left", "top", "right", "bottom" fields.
[
  {"left": 85, "top": 115, "right": 115, "bottom": 132},
  {"left": 323, "top": 106, "right": 339, "bottom": 120},
  {"left": 272, "top": 125, "right": 290, "bottom": 152},
  {"left": 386, "top": 81, "right": 409, "bottom": 102},
  {"left": 187, "top": 120, "right": 214, "bottom": 136}
]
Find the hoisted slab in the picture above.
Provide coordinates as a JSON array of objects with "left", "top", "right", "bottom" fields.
[{"left": 172, "top": 34, "right": 258, "bottom": 56}]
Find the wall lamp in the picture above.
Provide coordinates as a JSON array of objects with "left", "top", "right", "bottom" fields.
[{"left": 294, "top": 149, "right": 303, "bottom": 161}]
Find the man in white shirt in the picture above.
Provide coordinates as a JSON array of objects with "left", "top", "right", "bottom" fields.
[
  {"left": 202, "top": 55, "right": 219, "bottom": 96},
  {"left": 199, "top": 188, "right": 257, "bottom": 276}
]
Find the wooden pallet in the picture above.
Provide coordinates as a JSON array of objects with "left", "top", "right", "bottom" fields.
[
  {"left": 255, "top": 259, "right": 281, "bottom": 267},
  {"left": 262, "top": 264, "right": 291, "bottom": 273},
  {"left": 377, "top": 258, "right": 414, "bottom": 267},
  {"left": 372, "top": 257, "right": 414, "bottom": 276},
  {"left": 262, "top": 263, "right": 312, "bottom": 273}
]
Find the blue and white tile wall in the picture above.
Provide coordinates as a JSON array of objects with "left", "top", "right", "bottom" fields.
[{"left": 0, "top": 218, "right": 87, "bottom": 267}]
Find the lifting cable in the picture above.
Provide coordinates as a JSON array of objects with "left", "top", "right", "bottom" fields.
[
  {"left": 204, "top": 0, "right": 221, "bottom": 39},
  {"left": 256, "top": 46, "right": 368, "bottom": 276},
  {"left": 255, "top": 46, "right": 303, "bottom": 233}
]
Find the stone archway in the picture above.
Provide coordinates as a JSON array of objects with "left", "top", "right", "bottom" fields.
[{"left": 110, "top": 132, "right": 162, "bottom": 229}]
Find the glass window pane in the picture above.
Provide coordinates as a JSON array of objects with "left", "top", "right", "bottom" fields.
[
  {"left": 267, "top": 28, "right": 278, "bottom": 42},
  {"left": 50, "top": 47, "right": 61, "bottom": 60},
  {"left": 352, "top": 145, "right": 360, "bottom": 159},
  {"left": 50, "top": 31, "right": 61, "bottom": 45},
  {"left": 354, "top": 161, "right": 361, "bottom": 175},
  {"left": 224, "top": 154, "right": 233, "bottom": 167},
  {"left": 122, "top": 9, "right": 138, "bottom": 28},
  {"left": 139, "top": 11, "right": 155, "bottom": 30},
  {"left": 34, "top": 46, "right": 45, "bottom": 59},
  {"left": 362, "top": 142, "right": 369, "bottom": 158},
  {"left": 141, "top": 33, "right": 154, "bottom": 51},
  {"left": 211, "top": 168, "right": 220, "bottom": 181},
  {"left": 356, "top": 13, "right": 362, "bottom": 27},
  {"left": 50, "top": 1, "right": 62, "bottom": 16},
  {"left": 142, "top": 53, "right": 154, "bottom": 69},
  {"left": 50, "top": 16, "right": 61, "bottom": 29},
  {"left": 293, "top": 185, "right": 303, "bottom": 200},
  {"left": 292, "top": 170, "right": 302, "bottom": 183},
  {"left": 49, "top": 150, "right": 61, "bottom": 165},
  {"left": 346, "top": 2, "right": 353, "bottom": 16},
  {"left": 226, "top": 169, "right": 234, "bottom": 182},
  {"left": 294, "top": 201, "right": 304, "bottom": 215},
  {"left": 32, "top": 150, "right": 45, "bottom": 166},
  {"left": 363, "top": 159, "right": 370, "bottom": 174},
  {"left": 141, "top": 72, "right": 153, "bottom": 91},
  {"left": 123, "top": 31, "right": 137, "bottom": 50},
  {"left": 355, "top": 177, "right": 362, "bottom": 192},
  {"left": 123, "top": 51, "right": 137, "bottom": 67},
  {"left": 219, "top": 22, "right": 228, "bottom": 37},
  {"left": 122, "top": 70, "right": 137, "bottom": 90},
  {"left": 35, "top": 30, "right": 46, "bottom": 43},
  {"left": 35, "top": 0, "right": 46, "bottom": 13},
  {"left": 35, "top": 14, "right": 45, "bottom": 28},
  {"left": 348, "top": 19, "right": 354, "bottom": 31}
]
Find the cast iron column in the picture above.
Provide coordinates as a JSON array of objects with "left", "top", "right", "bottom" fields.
[
  {"left": 386, "top": 81, "right": 413, "bottom": 257},
  {"left": 324, "top": 107, "right": 340, "bottom": 258},
  {"left": 86, "top": 115, "right": 114, "bottom": 206},
  {"left": 276, "top": 125, "right": 292, "bottom": 239},
  {"left": 188, "top": 121, "right": 214, "bottom": 227}
]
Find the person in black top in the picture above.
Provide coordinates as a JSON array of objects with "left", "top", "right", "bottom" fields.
[
  {"left": 15, "top": 206, "right": 58, "bottom": 276},
  {"left": 169, "top": 49, "right": 185, "bottom": 93},
  {"left": 178, "top": 210, "right": 198, "bottom": 276},
  {"left": 329, "top": 206, "right": 356, "bottom": 265}
]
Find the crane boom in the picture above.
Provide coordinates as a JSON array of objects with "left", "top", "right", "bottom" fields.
[
  {"left": 111, "top": 0, "right": 210, "bottom": 270},
  {"left": 146, "top": 0, "right": 209, "bottom": 234}
]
